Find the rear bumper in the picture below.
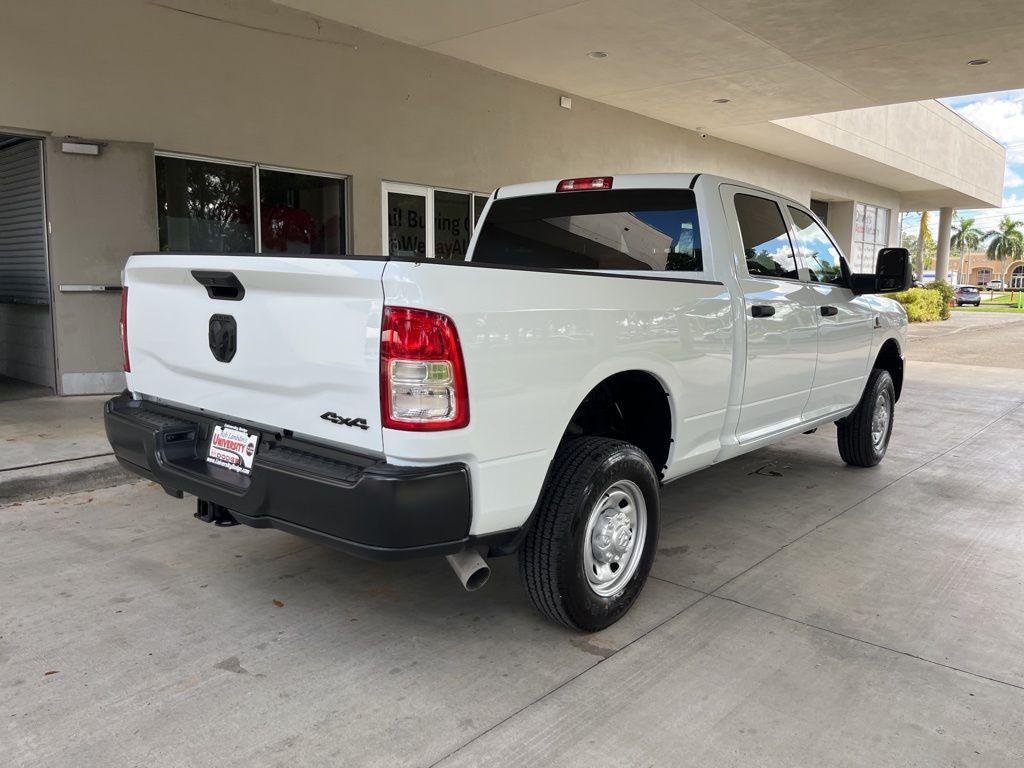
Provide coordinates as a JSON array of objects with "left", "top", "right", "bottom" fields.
[{"left": 104, "top": 393, "right": 473, "bottom": 560}]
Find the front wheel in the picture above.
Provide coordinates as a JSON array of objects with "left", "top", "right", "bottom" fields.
[
  {"left": 519, "top": 437, "right": 660, "bottom": 631},
  {"left": 837, "top": 368, "right": 895, "bottom": 467}
]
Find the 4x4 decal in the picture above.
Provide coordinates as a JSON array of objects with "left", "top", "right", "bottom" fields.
[{"left": 320, "top": 412, "right": 370, "bottom": 430}]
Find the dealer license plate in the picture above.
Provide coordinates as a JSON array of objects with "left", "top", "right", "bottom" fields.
[{"left": 206, "top": 424, "right": 260, "bottom": 475}]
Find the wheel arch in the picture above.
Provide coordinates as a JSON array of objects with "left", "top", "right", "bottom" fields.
[
  {"left": 873, "top": 337, "right": 904, "bottom": 401},
  {"left": 560, "top": 368, "right": 673, "bottom": 477}
]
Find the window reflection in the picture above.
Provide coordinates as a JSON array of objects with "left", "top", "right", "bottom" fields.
[
  {"left": 434, "top": 191, "right": 472, "bottom": 260},
  {"left": 156, "top": 156, "right": 254, "bottom": 253},
  {"left": 734, "top": 194, "right": 798, "bottom": 279},
  {"left": 789, "top": 207, "right": 843, "bottom": 284},
  {"left": 259, "top": 170, "right": 345, "bottom": 255},
  {"left": 474, "top": 189, "right": 703, "bottom": 272},
  {"left": 387, "top": 192, "right": 427, "bottom": 257}
]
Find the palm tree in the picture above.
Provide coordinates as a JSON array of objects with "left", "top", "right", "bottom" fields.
[
  {"left": 950, "top": 215, "right": 984, "bottom": 254},
  {"left": 984, "top": 216, "right": 1024, "bottom": 261},
  {"left": 952, "top": 214, "right": 985, "bottom": 285}
]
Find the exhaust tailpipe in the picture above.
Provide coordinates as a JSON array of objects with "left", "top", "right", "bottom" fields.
[{"left": 446, "top": 549, "right": 490, "bottom": 591}]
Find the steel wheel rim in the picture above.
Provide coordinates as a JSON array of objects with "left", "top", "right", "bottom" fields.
[
  {"left": 871, "top": 391, "right": 891, "bottom": 450},
  {"left": 582, "top": 479, "right": 647, "bottom": 597}
]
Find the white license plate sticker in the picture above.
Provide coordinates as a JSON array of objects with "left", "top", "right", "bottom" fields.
[{"left": 206, "top": 424, "right": 259, "bottom": 475}]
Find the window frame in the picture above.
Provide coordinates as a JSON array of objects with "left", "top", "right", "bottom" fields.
[
  {"left": 154, "top": 151, "right": 351, "bottom": 255},
  {"left": 381, "top": 181, "right": 490, "bottom": 259}
]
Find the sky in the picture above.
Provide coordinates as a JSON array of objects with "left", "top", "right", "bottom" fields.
[{"left": 900, "top": 88, "right": 1024, "bottom": 242}]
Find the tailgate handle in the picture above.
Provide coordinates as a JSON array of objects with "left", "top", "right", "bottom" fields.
[{"left": 191, "top": 270, "right": 245, "bottom": 301}]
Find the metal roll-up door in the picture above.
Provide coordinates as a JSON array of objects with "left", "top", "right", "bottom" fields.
[{"left": 0, "top": 139, "right": 48, "bottom": 304}]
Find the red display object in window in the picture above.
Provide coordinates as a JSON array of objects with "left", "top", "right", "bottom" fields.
[{"left": 261, "top": 206, "right": 319, "bottom": 252}]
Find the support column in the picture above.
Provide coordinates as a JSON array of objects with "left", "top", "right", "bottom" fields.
[{"left": 935, "top": 206, "right": 953, "bottom": 284}]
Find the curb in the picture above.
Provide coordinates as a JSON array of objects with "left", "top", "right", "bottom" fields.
[{"left": 0, "top": 455, "right": 137, "bottom": 505}]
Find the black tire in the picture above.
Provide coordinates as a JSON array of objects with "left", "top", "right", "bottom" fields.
[
  {"left": 837, "top": 368, "right": 895, "bottom": 467},
  {"left": 519, "top": 437, "right": 660, "bottom": 631}
]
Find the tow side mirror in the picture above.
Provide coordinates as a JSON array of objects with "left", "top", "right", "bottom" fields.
[{"left": 849, "top": 247, "right": 912, "bottom": 295}]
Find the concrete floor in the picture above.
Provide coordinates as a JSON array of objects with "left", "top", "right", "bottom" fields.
[
  {"left": 0, "top": 394, "right": 110, "bottom": 471},
  {"left": 2, "top": 320, "right": 1024, "bottom": 766},
  {"left": 0, "top": 376, "right": 53, "bottom": 403}
]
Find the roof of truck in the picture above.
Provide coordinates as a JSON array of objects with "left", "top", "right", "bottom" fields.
[
  {"left": 492, "top": 172, "right": 797, "bottom": 206},
  {"left": 494, "top": 173, "right": 699, "bottom": 199}
]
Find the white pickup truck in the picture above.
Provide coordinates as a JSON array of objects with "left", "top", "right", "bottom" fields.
[{"left": 105, "top": 173, "right": 910, "bottom": 631}]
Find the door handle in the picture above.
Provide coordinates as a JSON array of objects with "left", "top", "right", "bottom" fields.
[
  {"left": 750, "top": 304, "right": 775, "bottom": 318},
  {"left": 820, "top": 305, "right": 839, "bottom": 317}
]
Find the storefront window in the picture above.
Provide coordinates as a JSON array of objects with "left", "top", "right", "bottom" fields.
[
  {"left": 382, "top": 182, "right": 490, "bottom": 258},
  {"left": 473, "top": 195, "right": 488, "bottom": 225},
  {"left": 434, "top": 191, "right": 472, "bottom": 260},
  {"left": 386, "top": 192, "right": 427, "bottom": 257},
  {"left": 259, "top": 169, "right": 345, "bottom": 255},
  {"left": 156, "top": 154, "right": 348, "bottom": 255},
  {"left": 852, "top": 202, "right": 890, "bottom": 273},
  {"left": 156, "top": 156, "right": 254, "bottom": 253}
]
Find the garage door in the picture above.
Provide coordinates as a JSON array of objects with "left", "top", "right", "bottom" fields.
[{"left": 0, "top": 138, "right": 48, "bottom": 304}]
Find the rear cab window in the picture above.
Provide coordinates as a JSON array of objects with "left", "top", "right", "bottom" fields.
[{"left": 472, "top": 189, "right": 702, "bottom": 274}]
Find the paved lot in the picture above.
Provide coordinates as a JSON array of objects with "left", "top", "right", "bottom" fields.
[
  {"left": 2, "top": 321, "right": 1024, "bottom": 766},
  {"left": 908, "top": 311, "right": 1024, "bottom": 368}
]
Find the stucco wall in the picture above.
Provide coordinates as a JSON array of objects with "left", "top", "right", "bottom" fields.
[
  {"left": 773, "top": 101, "right": 1005, "bottom": 209},
  {"left": 0, "top": 0, "right": 914, "bottom": 392},
  {"left": 0, "top": 0, "right": 903, "bottom": 256}
]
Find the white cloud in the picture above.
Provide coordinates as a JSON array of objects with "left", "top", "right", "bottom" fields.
[{"left": 953, "top": 95, "right": 1024, "bottom": 146}]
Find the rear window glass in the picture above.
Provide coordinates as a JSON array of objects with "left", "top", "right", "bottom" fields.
[{"left": 472, "top": 189, "right": 702, "bottom": 271}]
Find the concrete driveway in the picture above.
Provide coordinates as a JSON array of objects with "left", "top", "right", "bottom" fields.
[{"left": 3, "top": 323, "right": 1024, "bottom": 766}]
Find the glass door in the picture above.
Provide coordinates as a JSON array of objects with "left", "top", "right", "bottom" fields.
[{"left": 382, "top": 182, "right": 430, "bottom": 257}]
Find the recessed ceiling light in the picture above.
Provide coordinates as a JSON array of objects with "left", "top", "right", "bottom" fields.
[
  {"left": 967, "top": 58, "right": 990, "bottom": 66},
  {"left": 712, "top": 98, "right": 730, "bottom": 104},
  {"left": 587, "top": 51, "right": 608, "bottom": 59}
]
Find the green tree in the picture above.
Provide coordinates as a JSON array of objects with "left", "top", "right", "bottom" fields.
[
  {"left": 951, "top": 215, "right": 984, "bottom": 254},
  {"left": 984, "top": 216, "right": 1024, "bottom": 261},
  {"left": 915, "top": 211, "right": 934, "bottom": 277}
]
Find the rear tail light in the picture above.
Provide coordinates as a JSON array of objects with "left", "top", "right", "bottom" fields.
[
  {"left": 120, "top": 286, "right": 130, "bottom": 373},
  {"left": 556, "top": 176, "right": 613, "bottom": 192},
  {"left": 380, "top": 307, "right": 469, "bottom": 431}
]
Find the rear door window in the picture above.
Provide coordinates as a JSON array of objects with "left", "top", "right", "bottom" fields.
[
  {"left": 733, "top": 194, "right": 799, "bottom": 279},
  {"left": 473, "top": 189, "right": 702, "bottom": 272}
]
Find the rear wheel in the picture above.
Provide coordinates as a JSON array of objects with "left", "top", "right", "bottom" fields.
[
  {"left": 519, "top": 437, "right": 660, "bottom": 631},
  {"left": 837, "top": 368, "right": 895, "bottom": 467}
]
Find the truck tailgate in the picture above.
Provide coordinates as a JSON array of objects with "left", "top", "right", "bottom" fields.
[{"left": 124, "top": 254, "right": 385, "bottom": 454}]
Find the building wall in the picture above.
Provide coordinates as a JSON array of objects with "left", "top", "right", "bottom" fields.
[
  {"left": 0, "top": 0, "right": 904, "bottom": 248},
  {"left": 0, "top": 0, "right": 911, "bottom": 392},
  {"left": 772, "top": 101, "right": 1005, "bottom": 210}
]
